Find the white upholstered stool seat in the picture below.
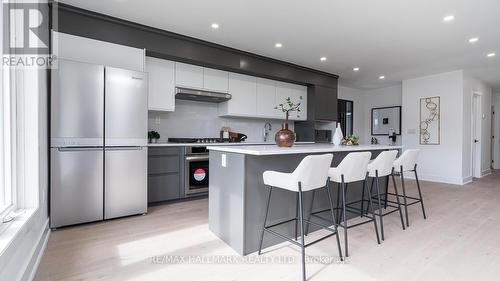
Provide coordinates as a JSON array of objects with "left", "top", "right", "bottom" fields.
[
  {"left": 391, "top": 149, "right": 427, "bottom": 227},
  {"left": 328, "top": 152, "right": 371, "bottom": 183},
  {"left": 259, "top": 154, "right": 342, "bottom": 281},
  {"left": 325, "top": 151, "right": 380, "bottom": 257},
  {"left": 262, "top": 154, "right": 333, "bottom": 192},
  {"left": 363, "top": 150, "right": 405, "bottom": 240}
]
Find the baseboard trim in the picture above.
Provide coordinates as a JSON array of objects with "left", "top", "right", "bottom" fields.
[
  {"left": 23, "top": 219, "right": 50, "bottom": 281},
  {"left": 481, "top": 169, "right": 492, "bottom": 177},
  {"left": 404, "top": 173, "right": 467, "bottom": 185}
]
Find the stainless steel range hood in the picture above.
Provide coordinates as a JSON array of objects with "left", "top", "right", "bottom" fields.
[{"left": 175, "top": 87, "right": 232, "bottom": 103}]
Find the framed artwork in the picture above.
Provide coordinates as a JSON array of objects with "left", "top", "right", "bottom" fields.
[
  {"left": 420, "top": 96, "right": 440, "bottom": 145},
  {"left": 371, "top": 106, "right": 401, "bottom": 135}
]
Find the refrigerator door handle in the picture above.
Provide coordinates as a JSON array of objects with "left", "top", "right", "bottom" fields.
[
  {"left": 105, "top": 146, "right": 143, "bottom": 151},
  {"left": 58, "top": 147, "right": 103, "bottom": 152}
]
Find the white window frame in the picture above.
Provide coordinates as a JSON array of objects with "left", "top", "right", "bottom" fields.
[{"left": 0, "top": 0, "right": 17, "bottom": 222}]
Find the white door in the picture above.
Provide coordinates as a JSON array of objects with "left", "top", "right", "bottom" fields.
[
  {"left": 492, "top": 105, "right": 500, "bottom": 169},
  {"left": 472, "top": 94, "right": 482, "bottom": 178}
]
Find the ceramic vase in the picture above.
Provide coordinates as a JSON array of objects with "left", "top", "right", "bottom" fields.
[
  {"left": 275, "top": 113, "right": 295, "bottom": 147},
  {"left": 332, "top": 124, "right": 343, "bottom": 146}
]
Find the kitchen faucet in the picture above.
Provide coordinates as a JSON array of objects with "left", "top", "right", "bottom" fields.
[{"left": 263, "top": 122, "right": 272, "bottom": 142}]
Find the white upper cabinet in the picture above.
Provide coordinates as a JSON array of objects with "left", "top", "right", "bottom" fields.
[
  {"left": 275, "top": 82, "right": 307, "bottom": 120},
  {"left": 146, "top": 57, "right": 175, "bottom": 112},
  {"left": 203, "top": 68, "right": 229, "bottom": 92},
  {"left": 175, "top": 62, "right": 203, "bottom": 89},
  {"left": 256, "top": 78, "right": 278, "bottom": 118},
  {"left": 219, "top": 73, "right": 257, "bottom": 116},
  {"left": 54, "top": 31, "right": 145, "bottom": 72}
]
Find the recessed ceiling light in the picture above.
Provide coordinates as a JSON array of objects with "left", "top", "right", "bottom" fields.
[
  {"left": 487, "top": 52, "right": 496, "bottom": 57},
  {"left": 353, "top": 67, "right": 360, "bottom": 72},
  {"left": 468, "top": 37, "right": 479, "bottom": 43},
  {"left": 320, "top": 57, "right": 327, "bottom": 61},
  {"left": 379, "top": 75, "right": 385, "bottom": 80},
  {"left": 211, "top": 23, "right": 219, "bottom": 29},
  {"left": 443, "top": 15, "right": 455, "bottom": 22},
  {"left": 275, "top": 43, "right": 283, "bottom": 48}
]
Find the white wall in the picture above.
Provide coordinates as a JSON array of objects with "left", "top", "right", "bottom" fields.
[
  {"left": 402, "top": 70, "right": 466, "bottom": 184},
  {"left": 337, "top": 86, "right": 365, "bottom": 142},
  {"left": 148, "top": 100, "right": 290, "bottom": 142},
  {"left": 363, "top": 85, "right": 403, "bottom": 145},
  {"left": 463, "top": 73, "right": 493, "bottom": 177},
  {"left": 492, "top": 93, "right": 500, "bottom": 104},
  {"left": 338, "top": 85, "right": 403, "bottom": 145}
]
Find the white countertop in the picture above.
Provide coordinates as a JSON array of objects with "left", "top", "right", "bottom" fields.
[
  {"left": 207, "top": 144, "right": 402, "bottom": 156},
  {"left": 148, "top": 141, "right": 314, "bottom": 147}
]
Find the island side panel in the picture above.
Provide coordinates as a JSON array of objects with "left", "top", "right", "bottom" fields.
[
  {"left": 243, "top": 150, "right": 387, "bottom": 255},
  {"left": 208, "top": 150, "right": 246, "bottom": 255}
]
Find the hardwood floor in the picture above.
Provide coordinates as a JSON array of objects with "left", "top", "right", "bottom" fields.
[{"left": 35, "top": 172, "right": 500, "bottom": 281}]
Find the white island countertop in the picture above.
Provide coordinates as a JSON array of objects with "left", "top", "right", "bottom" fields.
[
  {"left": 148, "top": 141, "right": 314, "bottom": 147},
  {"left": 207, "top": 144, "right": 402, "bottom": 156}
]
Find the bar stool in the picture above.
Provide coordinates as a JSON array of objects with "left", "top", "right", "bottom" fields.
[
  {"left": 390, "top": 149, "right": 427, "bottom": 227},
  {"left": 317, "top": 152, "right": 380, "bottom": 257},
  {"left": 362, "top": 150, "right": 406, "bottom": 241},
  {"left": 258, "top": 154, "right": 343, "bottom": 281}
]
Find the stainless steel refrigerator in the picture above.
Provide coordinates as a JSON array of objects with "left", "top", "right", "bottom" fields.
[{"left": 50, "top": 59, "right": 148, "bottom": 228}]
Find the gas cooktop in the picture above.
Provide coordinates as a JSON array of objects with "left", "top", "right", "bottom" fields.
[{"left": 168, "top": 137, "right": 229, "bottom": 144}]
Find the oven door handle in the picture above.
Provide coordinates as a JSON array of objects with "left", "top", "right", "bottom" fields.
[{"left": 185, "top": 155, "right": 209, "bottom": 161}]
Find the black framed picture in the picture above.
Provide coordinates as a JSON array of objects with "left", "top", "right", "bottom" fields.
[{"left": 371, "top": 106, "right": 402, "bottom": 135}]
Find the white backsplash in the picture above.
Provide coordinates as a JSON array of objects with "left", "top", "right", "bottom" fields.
[{"left": 148, "top": 100, "right": 293, "bottom": 142}]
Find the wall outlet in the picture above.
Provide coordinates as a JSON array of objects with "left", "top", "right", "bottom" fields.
[{"left": 221, "top": 154, "right": 227, "bottom": 167}]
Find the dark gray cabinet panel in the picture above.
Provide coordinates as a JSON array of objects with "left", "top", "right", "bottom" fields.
[
  {"left": 148, "top": 174, "right": 180, "bottom": 203},
  {"left": 148, "top": 155, "right": 180, "bottom": 174},
  {"left": 312, "top": 85, "right": 338, "bottom": 121},
  {"left": 148, "top": 147, "right": 184, "bottom": 203}
]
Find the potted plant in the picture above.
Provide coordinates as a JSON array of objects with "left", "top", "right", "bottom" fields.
[
  {"left": 274, "top": 96, "right": 302, "bottom": 147},
  {"left": 342, "top": 135, "right": 360, "bottom": 146},
  {"left": 148, "top": 130, "right": 160, "bottom": 143}
]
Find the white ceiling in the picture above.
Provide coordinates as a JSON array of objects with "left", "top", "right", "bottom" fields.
[{"left": 59, "top": 0, "right": 500, "bottom": 92}]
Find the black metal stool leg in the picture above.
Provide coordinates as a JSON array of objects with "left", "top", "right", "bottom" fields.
[
  {"left": 364, "top": 177, "right": 375, "bottom": 215},
  {"left": 305, "top": 190, "right": 316, "bottom": 236},
  {"left": 295, "top": 193, "right": 299, "bottom": 241},
  {"left": 258, "top": 186, "right": 273, "bottom": 255},
  {"left": 365, "top": 174, "right": 381, "bottom": 244},
  {"left": 400, "top": 166, "right": 410, "bottom": 227},
  {"left": 336, "top": 182, "right": 341, "bottom": 223},
  {"left": 360, "top": 178, "right": 366, "bottom": 218},
  {"left": 341, "top": 176, "right": 349, "bottom": 257},
  {"left": 297, "top": 183, "right": 307, "bottom": 281},
  {"left": 391, "top": 171, "right": 406, "bottom": 230},
  {"left": 326, "top": 180, "right": 343, "bottom": 260},
  {"left": 414, "top": 165, "right": 427, "bottom": 219},
  {"left": 374, "top": 171, "right": 384, "bottom": 241}
]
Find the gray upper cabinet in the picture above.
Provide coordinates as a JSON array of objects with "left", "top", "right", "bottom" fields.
[{"left": 311, "top": 85, "right": 338, "bottom": 121}]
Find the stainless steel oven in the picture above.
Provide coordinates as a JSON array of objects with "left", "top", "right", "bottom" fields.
[{"left": 184, "top": 146, "right": 209, "bottom": 196}]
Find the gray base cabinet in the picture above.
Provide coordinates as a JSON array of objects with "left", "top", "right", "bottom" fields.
[{"left": 148, "top": 147, "right": 184, "bottom": 203}]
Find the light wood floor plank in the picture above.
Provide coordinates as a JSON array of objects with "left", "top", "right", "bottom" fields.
[{"left": 35, "top": 172, "right": 500, "bottom": 281}]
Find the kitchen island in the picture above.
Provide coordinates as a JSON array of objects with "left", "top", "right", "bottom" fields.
[{"left": 208, "top": 144, "right": 402, "bottom": 255}]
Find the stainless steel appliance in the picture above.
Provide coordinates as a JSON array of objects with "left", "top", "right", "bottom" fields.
[
  {"left": 50, "top": 59, "right": 148, "bottom": 228},
  {"left": 184, "top": 146, "right": 209, "bottom": 196},
  {"left": 175, "top": 87, "right": 231, "bottom": 103}
]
